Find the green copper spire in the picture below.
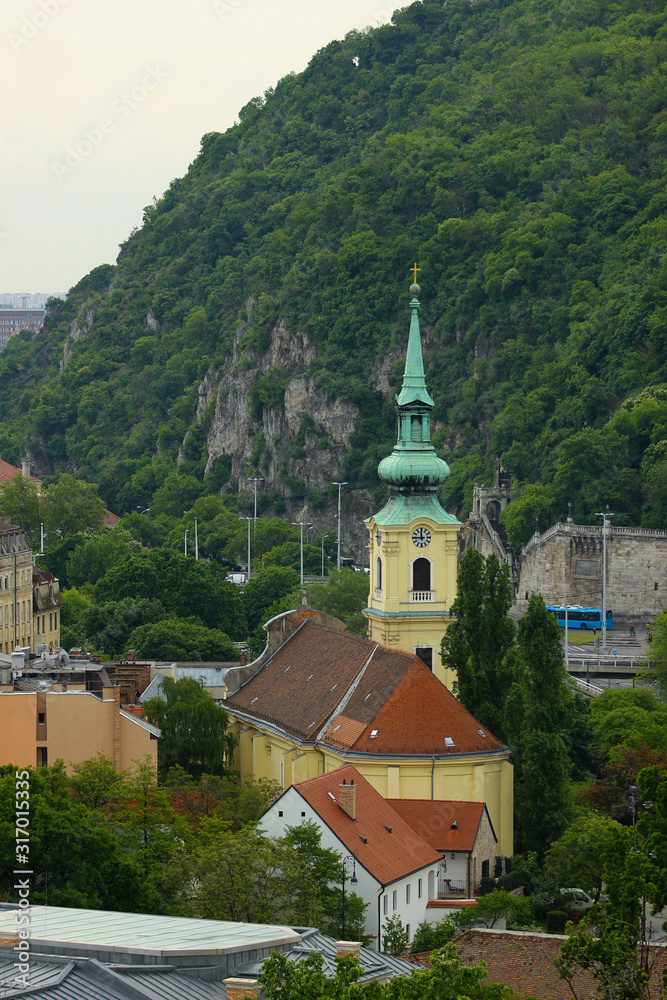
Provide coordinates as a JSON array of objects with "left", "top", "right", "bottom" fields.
[
  {"left": 377, "top": 274, "right": 450, "bottom": 494},
  {"left": 395, "top": 283, "right": 434, "bottom": 409}
]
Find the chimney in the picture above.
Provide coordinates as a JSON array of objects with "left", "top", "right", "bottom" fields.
[
  {"left": 20, "top": 458, "right": 30, "bottom": 479},
  {"left": 336, "top": 941, "right": 361, "bottom": 961},
  {"left": 338, "top": 778, "right": 356, "bottom": 821},
  {"left": 223, "top": 979, "right": 258, "bottom": 999}
]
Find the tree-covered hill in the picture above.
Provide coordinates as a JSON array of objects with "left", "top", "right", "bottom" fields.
[{"left": 1, "top": 0, "right": 666, "bottom": 537}]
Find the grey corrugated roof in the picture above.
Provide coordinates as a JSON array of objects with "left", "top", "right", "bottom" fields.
[
  {"left": 0, "top": 956, "right": 228, "bottom": 999},
  {"left": 176, "top": 665, "right": 232, "bottom": 686},
  {"left": 234, "top": 926, "right": 416, "bottom": 984}
]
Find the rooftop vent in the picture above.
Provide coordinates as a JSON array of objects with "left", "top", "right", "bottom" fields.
[
  {"left": 358, "top": 835, "right": 367, "bottom": 844},
  {"left": 331, "top": 683, "right": 338, "bottom": 691},
  {"left": 333, "top": 724, "right": 342, "bottom": 733},
  {"left": 327, "top": 792, "right": 336, "bottom": 801},
  {"left": 451, "top": 820, "right": 458, "bottom": 829},
  {"left": 250, "top": 697, "right": 258, "bottom": 705},
  {"left": 477, "top": 728, "right": 486, "bottom": 737},
  {"left": 306, "top": 674, "right": 314, "bottom": 682},
  {"left": 364, "top": 693, "right": 371, "bottom": 701},
  {"left": 383, "top": 825, "right": 392, "bottom": 833},
  {"left": 284, "top": 665, "right": 291, "bottom": 672},
  {"left": 370, "top": 729, "right": 379, "bottom": 739},
  {"left": 444, "top": 737, "right": 455, "bottom": 747}
]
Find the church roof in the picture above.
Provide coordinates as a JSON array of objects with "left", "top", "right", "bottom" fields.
[
  {"left": 292, "top": 764, "right": 442, "bottom": 885},
  {"left": 369, "top": 492, "right": 461, "bottom": 527},
  {"left": 225, "top": 620, "right": 506, "bottom": 758}
]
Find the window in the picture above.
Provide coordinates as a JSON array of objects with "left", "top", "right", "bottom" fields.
[
  {"left": 278, "top": 810, "right": 283, "bottom": 817},
  {"left": 412, "top": 557, "right": 431, "bottom": 592},
  {"left": 49, "top": 613, "right": 53, "bottom": 632},
  {"left": 383, "top": 895, "right": 388, "bottom": 915},
  {"left": 38, "top": 713, "right": 45, "bottom": 726},
  {"left": 482, "top": 860, "right": 490, "bottom": 879},
  {"left": 418, "top": 878, "right": 422, "bottom": 899},
  {"left": 376, "top": 556, "right": 382, "bottom": 591},
  {"left": 392, "top": 890, "right": 397, "bottom": 911},
  {"left": 406, "top": 924, "right": 410, "bottom": 942},
  {"left": 406, "top": 883, "right": 410, "bottom": 905},
  {"left": 54, "top": 611, "right": 57, "bottom": 629},
  {"left": 416, "top": 646, "right": 433, "bottom": 671}
]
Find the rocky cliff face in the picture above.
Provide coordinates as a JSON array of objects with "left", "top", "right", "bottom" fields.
[{"left": 202, "top": 313, "right": 360, "bottom": 495}]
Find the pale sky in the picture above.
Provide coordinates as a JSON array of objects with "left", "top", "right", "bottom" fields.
[{"left": 1, "top": 0, "right": 396, "bottom": 293}]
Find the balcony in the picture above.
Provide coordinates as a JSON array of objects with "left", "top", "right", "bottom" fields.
[
  {"left": 437, "top": 878, "right": 473, "bottom": 898},
  {"left": 409, "top": 590, "right": 433, "bottom": 603}
]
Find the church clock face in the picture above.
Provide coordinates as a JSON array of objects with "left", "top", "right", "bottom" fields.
[{"left": 412, "top": 526, "right": 431, "bottom": 548}]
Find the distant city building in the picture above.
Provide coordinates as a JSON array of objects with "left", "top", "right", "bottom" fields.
[
  {"left": 0, "top": 308, "right": 45, "bottom": 349},
  {"left": 0, "top": 292, "right": 65, "bottom": 308},
  {"left": 0, "top": 516, "right": 34, "bottom": 655}
]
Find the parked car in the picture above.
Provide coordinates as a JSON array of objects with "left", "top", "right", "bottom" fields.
[
  {"left": 226, "top": 572, "right": 246, "bottom": 586},
  {"left": 559, "top": 888, "right": 595, "bottom": 913}
]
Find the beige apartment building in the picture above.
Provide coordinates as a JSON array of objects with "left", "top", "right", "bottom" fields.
[
  {"left": 0, "top": 516, "right": 34, "bottom": 655},
  {"left": 0, "top": 687, "right": 159, "bottom": 771}
]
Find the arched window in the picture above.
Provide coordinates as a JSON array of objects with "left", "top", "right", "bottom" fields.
[
  {"left": 376, "top": 556, "right": 382, "bottom": 591},
  {"left": 412, "top": 557, "right": 431, "bottom": 592},
  {"left": 411, "top": 415, "right": 422, "bottom": 442}
]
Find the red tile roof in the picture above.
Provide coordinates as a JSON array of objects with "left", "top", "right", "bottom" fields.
[
  {"left": 294, "top": 764, "right": 442, "bottom": 885},
  {"left": 387, "top": 800, "right": 494, "bottom": 853},
  {"left": 226, "top": 620, "right": 506, "bottom": 758},
  {"left": 0, "top": 460, "right": 40, "bottom": 483}
]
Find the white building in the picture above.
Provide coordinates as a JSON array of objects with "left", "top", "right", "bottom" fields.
[{"left": 262, "top": 763, "right": 448, "bottom": 951}]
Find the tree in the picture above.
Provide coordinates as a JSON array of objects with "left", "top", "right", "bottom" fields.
[
  {"left": 303, "top": 568, "right": 372, "bottom": 636},
  {"left": 441, "top": 551, "right": 515, "bottom": 738},
  {"left": 65, "top": 529, "right": 136, "bottom": 588},
  {"left": 69, "top": 752, "right": 125, "bottom": 815},
  {"left": 555, "top": 826, "right": 665, "bottom": 1000},
  {"left": 0, "top": 473, "right": 40, "bottom": 543},
  {"left": 504, "top": 596, "right": 575, "bottom": 855},
  {"left": 43, "top": 474, "right": 105, "bottom": 539},
  {"left": 382, "top": 913, "right": 408, "bottom": 956},
  {"left": 242, "top": 565, "right": 300, "bottom": 631},
  {"left": 638, "top": 609, "right": 667, "bottom": 698},
  {"left": 127, "top": 616, "right": 240, "bottom": 662},
  {"left": 79, "top": 597, "right": 167, "bottom": 657},
  {"left": 143, "top": 676, "right": 237, "bottom": 778},
  {"left": 457, "top": 889, "right": 531, "bottom": 930},
  {"left": 410, "top": 916, "right": 457, "bottom": 954},
  {"left": 545, "top": 815, "right": 626, "bottom": 903},
  {"left": 579, "top": 744, "right": 667, "bottom": 822}
]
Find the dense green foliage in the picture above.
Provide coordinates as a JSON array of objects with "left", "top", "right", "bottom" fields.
[{"left": 0, "top": 0, "right": 665, "bottom": 528}]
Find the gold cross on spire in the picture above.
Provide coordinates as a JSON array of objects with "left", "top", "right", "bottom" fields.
[{"left": 410, "top": 263, "right": 420, "bottom": 283}]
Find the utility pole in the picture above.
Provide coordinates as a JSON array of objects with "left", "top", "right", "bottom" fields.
[
  {"left": 595, "top": 509, "right": 614, "bottom": 650},
  {"left": 184, "top": 529, "right": 189, "bottom": 557},
  {"left": 292, "top": 521, "right": 312, "bottom": 585},
  {"left": 240, "top": 516, "right": 253, "bottom": 579},
  {"left": 194, "top": 516, "right": 198, "bottom": 561},
  {"left": 321, "top": 534, "right": 329, "bottom": 580},
  {"left": 248, "top": 477, "right": 264, "bottom": 521},
  {"left": 332, "top": 482, "right": 347, "bottom": 570}
]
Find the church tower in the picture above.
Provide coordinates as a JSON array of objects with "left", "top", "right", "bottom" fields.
[{"left": 364, "top": 272, "right": 461, "bottom": 689}]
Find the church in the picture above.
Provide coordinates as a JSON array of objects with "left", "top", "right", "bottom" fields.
[
  {"left": 223, "top": 274, "right": 513, "bottom": 856},
  {"left": 363, "top": 275, "right": 461, "bottom": 689}
]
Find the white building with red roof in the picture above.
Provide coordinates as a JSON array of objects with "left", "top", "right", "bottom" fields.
[{"left": 261, "top": 763, "right": 444, "bottom": 950}]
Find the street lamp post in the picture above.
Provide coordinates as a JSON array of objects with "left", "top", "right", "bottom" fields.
[
  {"left": 292, "top": 521, "right": 312, "bottom": 585},
  {"left": 194, "top": 516, "right": 198, "bottom": 561},
  {"left": 184, "top": 529, "right": 189, "bottom": 557},
  {"left": 359, "top": 521, "right": 367, "bottom": 572},
  {"left": 321, "top": 534, "right": 330, "bottom": 580},
  {"left": 240, "top": 516, "right": 252, "bottom": 579},
  {"left": 248, "top": 477, "right": 264, "bottom": 521},
  {"left": 341, "top": 855, "right": 358, "bottom": 939},
  {"left": 595, "top": 509, "right": 615, "bottom": 650},
  {"left": 332, "top": 482, "right": 347, "bottom": 570}
]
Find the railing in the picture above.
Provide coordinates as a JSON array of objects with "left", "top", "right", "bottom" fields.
[
  {"left": 409, "top": 590, "right": 434, "bottom": 603},
  {"left": 437, "top": 878, "right": 469, "bottom": 898}
]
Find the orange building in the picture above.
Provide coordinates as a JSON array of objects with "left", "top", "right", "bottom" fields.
[{"left": 0, "top": 686, "right": 159, "bottom": 771}]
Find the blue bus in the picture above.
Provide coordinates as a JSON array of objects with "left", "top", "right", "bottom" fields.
[{"left": 546, "top": 606, "right": 614, "bottom": 630}]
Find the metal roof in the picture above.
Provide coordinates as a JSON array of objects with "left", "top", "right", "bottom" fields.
[
  {"left": 0, "top": 956, "right": 228, "bottom": 999},
  {"left": 0, "top": 906, "right": 300, "bottom": 958},
  {"left": 235, "top": 925, "right": 416, "bottom": 985}
]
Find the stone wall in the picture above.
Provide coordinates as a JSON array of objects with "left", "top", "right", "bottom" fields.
[{"left": 518, "top": 522, "right": 667, "bottom": 618}]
